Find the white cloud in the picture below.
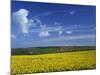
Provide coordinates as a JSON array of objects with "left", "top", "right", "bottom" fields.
[
  {"left": 12, "top": 9, "right": 36, "bottom": 34},
  {"left": 38, "top": 31, "right": 50, "bottom": 37},
  {"left": 30, "top": 24, "right": 64, "bottom": 36},
  {"left": 59, "top": 30, "right": 63, "bottom": 35},
  {"left": 11, "top": 34, "right": 16, "bottom": 38},
  {"left": 36, "top": 18, "right": 42, "bottom": 24},
  {"left": 40, "top": 24, "right": 46, "bottom": 28},
  {"left": 66, "top": 31, "right": 72, "bottom": 34},
  {"left": 12, "top": 9, "right": 29, "bottom": 34}
]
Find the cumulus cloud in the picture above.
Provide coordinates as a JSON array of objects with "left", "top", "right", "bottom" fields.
[
  {"left": 58, "top": 30, "right": 63, "bottom": 35},
  {"left": 66, "top": 31, "right": 72, "bottom": 34},
  {"left": 38, "top": 31, "right": 50, "bottom": 37},
  {"left": 40, "top": 24, "right": 46, "bottom": 28},
  {"left": 38, "top": 24, "right": 63, "bottom": 37},
  {"left": 57, "top": 26, "right": 63, "bottom": 35},
  {"left": 12, "top": 9, "right": 76, "bottom": 37},
  {"left": 30, "top": 23, "right": 64, "bottom": 37},
  {"left": 12, "top": 9, "right": 35, "bottom": 34},
  {"left": 12, "top": 9, "right": 29, "bottom": 34},
  {"left": 36, "top": 18, "right": 42, "bottom": 24}
]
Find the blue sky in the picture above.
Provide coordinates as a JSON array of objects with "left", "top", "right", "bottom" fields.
[{"left": 11, "top": 1, "right": 96, "bottom": 48}]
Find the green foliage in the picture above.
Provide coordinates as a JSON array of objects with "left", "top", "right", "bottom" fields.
[{"left": 12, "top": 46, "right": 96, "bottom": 55}]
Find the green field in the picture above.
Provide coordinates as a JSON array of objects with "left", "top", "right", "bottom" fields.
[{"left": 11, "top": 50, "right": 96, "bottom": 75}]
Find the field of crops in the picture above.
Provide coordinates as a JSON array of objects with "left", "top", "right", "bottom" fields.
[{"left": 11, "top": 50, "right": 96, "bottom": 75}]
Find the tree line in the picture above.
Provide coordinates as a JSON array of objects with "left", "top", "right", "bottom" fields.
[{"left": 11, "top": 46, "right": 96, "bottom": 55}]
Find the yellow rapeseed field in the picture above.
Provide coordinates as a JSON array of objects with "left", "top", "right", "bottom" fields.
[{"left": 11, "top": 50, "right": 96, "bottom": 75}]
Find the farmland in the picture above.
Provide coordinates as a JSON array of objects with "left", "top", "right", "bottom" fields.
[{"left": 11, "top": 50, "right": 96, "bottom": 75}]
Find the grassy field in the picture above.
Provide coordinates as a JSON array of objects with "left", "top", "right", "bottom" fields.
[{"left": 11, "top": 50, "right": 96, "bottom": 75}]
